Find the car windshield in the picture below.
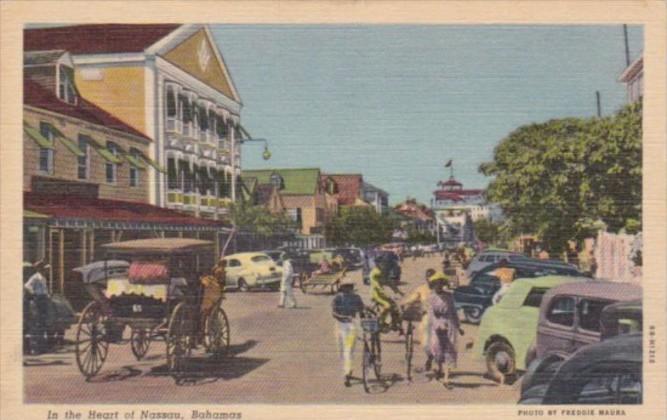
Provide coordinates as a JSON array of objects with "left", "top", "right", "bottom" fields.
[{"left": 251, "top": 255, "right": 272, "bottom": 263}]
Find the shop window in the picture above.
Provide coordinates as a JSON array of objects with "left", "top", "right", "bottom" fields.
[
  {"left": 77, "top": 134, "right": 90, "bottom": 180},
  {"left": 38, "top": 122, "right": 54, "bottom": 174}
]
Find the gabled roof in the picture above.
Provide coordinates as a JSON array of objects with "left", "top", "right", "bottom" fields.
[
  {"left": 24, "top": 50, "right": 67, "bottom": 66},
  {"left": 24, "top": 77, "right": 151, "bottom": 142},
  {"left": 326, "top": 174, "right": 363, "bottom": 205},
  {"left": 24, "top": 24, "right": 181, "bottom": 54},
  {"left": 242, "top": 168, "right": 321, "bottom": 196}
]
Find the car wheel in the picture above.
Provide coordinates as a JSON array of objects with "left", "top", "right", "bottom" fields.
[
  {"left": 464, "top": 307, "right": 483, "bottom": 324},
  {"left": 486, "top": 341, "right": 516, "bottom": 384},
  {"left": 238, "top": 279, "right": 249, "bottom": 292}
]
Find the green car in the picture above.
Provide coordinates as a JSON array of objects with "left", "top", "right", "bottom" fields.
[{"left": 477, "top": 275, "right": 589, "bottom": 383}]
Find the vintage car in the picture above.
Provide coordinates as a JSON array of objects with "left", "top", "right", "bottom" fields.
[
  {"left": 520, "top": 298, "right": 643, "bottom": 396},
  {"left": 465, "top": 250, "right": 575, "bottom": 279},
  {"left": 519, "top": 333, "right": 642, "bottom": 405},
  {"left": 23, "top": 263, "right": 77, "bottom": 355},
  {"left": 600, "top": 299, "right": 642, "bottom": 340},
  {"left": 223, "top": 252, "right": 283, "bottom": 291},
  {"left": 476, "top": 275, "right": 589, "bottom": 383},
  {"left": 262, "top": 250, "right": 287, "bottom": 266},
  {"left": 534, "top": 281, "right": 642, "bottom": 363},
  {"left": 454, "top": 260, "right": 585, "bottom": 324}
]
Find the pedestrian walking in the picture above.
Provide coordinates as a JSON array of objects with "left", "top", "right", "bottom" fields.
[
  {"left": 425, "top": 275, "right": 464, "bottom": 386},
  {"left": 24, "top": 260, "right": 50, "bottom": 354},
  {"left": 402, "top": 269, "right": 437, "bottom": 363},
  {"left": 278, "top": 256, "right": 297, "bottom": 309},
  {"left": 331, "top": 281, "right": 365, "bottom": 387}
]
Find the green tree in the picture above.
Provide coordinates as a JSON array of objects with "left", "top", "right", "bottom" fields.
[
  {"left": 479, "top": 102, "right": 642, "bottom": 254},
  {"left": 325, "top": 207, "right": 396, "bottom": 247},
  {"left": 227, "top": 201, "right": 296, "bottom": 236}
]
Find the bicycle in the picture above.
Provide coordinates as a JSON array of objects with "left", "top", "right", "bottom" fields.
[
  {"left": 360, "top": 308, "right": 382, "bottom": 393},
  {"left": 401, "top": 305, "right": 423, "bottom": 383}
]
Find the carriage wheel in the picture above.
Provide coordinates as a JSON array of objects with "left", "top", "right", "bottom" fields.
[
  {"left": 166, "top": 302, "right": 191, "bottom": 375},
  {"left": 75, "top": 301, "right": 109, "bottom": 380},
  {"left": 130, "top": 327, "right": 152, "bottom": 361},
  {"left": 205, "top": 303, "right": 231, "bottom": 356}
]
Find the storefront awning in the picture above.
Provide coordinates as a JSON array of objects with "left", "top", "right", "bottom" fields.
[
  {"left": 23, "top": 121, "right": 54, "bottom": 149},
  {"left": 24, "top": 191, "right": 231, "bottom": 232}
]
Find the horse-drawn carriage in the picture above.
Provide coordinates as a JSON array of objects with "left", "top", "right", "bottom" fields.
[{"left": 73, "top": 238, "right": 230, "bottom": 380}]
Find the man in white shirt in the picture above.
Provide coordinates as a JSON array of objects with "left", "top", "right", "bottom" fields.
[
  {"left": 278, "top": 256, "right": 297, "bottom": 309},
  {"left": 24, "top": 261, "right": 50, "bottom": 354}
]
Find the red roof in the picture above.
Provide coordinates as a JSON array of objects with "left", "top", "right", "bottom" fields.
[
  {"left": 25, "top": 192, "right": 223, "bottom": 227},
  {"left": 433, "top": 189, "right": 484, "bottom": 201},
  {"left": 438, "top": 178, "right": 463, "bottom": 187},
  {"left": 24, "top": 24, "right": 180, "bottom": 54},
  {"left": 326, "top": 174, "right": 362, "bottom": 206},
  {"left": 24, "top": 77, "right": 151, "bottom": 141}
]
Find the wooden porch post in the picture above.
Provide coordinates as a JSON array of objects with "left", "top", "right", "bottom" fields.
[
  {"left": 89, "top": 229, "right": 95, "bottom": 262},
  {"left": 81, "top": 229, "right": 87, "bottom": 265},
  {"left": 47, "top": 228, "right": 54, "bottom": 293},
  {"left": 58, "top": 229, "right": 65, "bottom": 294}
]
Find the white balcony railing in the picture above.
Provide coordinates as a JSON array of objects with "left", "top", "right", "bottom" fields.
[{"left": 166, "top": 117, "right": 182, "bottom": 135}]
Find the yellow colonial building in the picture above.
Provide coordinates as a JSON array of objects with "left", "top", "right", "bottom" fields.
[{"left": 25, "top": 24, "right": 245, "bottom": 220}]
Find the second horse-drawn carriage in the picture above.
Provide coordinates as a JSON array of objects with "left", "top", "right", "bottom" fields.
[{"left": 73, "top": 238, "right": 230, "bottom": 380}]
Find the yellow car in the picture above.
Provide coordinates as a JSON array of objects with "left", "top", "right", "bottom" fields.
[{"left": 223, "top": 252, "right": 283, "bottom": 292}]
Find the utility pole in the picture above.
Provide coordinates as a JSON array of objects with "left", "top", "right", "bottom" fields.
[
  {"left": 596, "top": 91, "right": 602, "bottom": 117},
  {"left": 623, "top": 24, "right": 631, "bottom": 66}
]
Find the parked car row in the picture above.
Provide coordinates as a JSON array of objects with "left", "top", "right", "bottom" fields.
[
  {"left": 475, "top": 274, "right": 642, "bottom": 397},
  {"left": 519, "top": 300, "right": 642, "bottom": 404},
  {"left": 454, "top": 258, "right": 586, "bottom": 323}
]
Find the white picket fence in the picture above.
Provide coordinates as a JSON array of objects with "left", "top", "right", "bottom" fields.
[{"left": 594, "top": 230, "right": 641, "bottom": 283}]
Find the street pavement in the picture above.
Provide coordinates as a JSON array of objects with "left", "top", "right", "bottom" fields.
[{"left": 24, "top": 255, "right": 520, "bottom": 404}]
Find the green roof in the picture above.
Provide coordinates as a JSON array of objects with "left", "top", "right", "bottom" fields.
[{"left": 242, "top": 168, "right": 321, "bottom": 195}]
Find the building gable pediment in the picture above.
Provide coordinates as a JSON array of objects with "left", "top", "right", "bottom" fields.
[{"left": 160, "top": 27, "right": 240, "bottom": 103}]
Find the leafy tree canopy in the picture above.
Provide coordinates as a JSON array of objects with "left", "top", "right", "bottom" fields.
[
  {"left": 325, "top": 206, "right": 396, "bottom": 247},
  {"left": 479, "top": 102, "right": 641, "bottom": 254},
  {"left": 227, "top": 201, "right": 297, "bottom": 236}
]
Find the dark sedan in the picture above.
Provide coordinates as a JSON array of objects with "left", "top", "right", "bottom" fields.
[
  {"left": 519, "top": 333, "right": 642, "bottom": 404},
  {"left": 454, "top": 260, "right": 585, "bottom": 323}
]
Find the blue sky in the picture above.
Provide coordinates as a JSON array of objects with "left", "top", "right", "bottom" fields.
[{"left": 211, "top": 25, "right": 643, "bottom": 205}]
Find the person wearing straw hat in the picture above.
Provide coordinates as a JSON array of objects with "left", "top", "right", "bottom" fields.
[
  {"left": 24, "top": 260, "right": 50, "bottom": 354},
  {"left": 425, "top": 273, "right": 464, "bottom": 386},
  {"left": 331, "top": 280, "right": 365, "bottom": 387}
]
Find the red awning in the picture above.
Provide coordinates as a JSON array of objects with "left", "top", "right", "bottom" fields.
[{"left": 24, "top": 191, "right": 227, "bottom": 231}]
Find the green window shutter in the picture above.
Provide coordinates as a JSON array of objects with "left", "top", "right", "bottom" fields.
[
  {"left": 138, "top": 153, "right": 166, "bottom": 173},
  {"left": 125, "top": 154, "right": 147, "bottom": 169},
  {"left": 23, "top": 121, "right": 54, "bottom": 149},
  {"left": 50, "top": 127, "right": 85, "bottom": 157},
  {"left": 88, "top": 138, "right": 123, "bottom": 164}
]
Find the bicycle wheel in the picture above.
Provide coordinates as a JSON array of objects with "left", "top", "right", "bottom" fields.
[
  {"left": 362, "top": 340, "right": 374, "bottom": 393},
  {"left": 372, "top": 332, "right": 382, "bottom": 380},
  {"left": 405, "top": 322, "right": 414, "bottom": 381}
]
